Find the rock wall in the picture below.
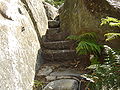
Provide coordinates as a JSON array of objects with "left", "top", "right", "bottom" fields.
[
  {"left": 60, "top": 0, "right": 120, "bottom": 49},
  {"left": 0, "top": 0, "right": 48, "bottom": 90}
]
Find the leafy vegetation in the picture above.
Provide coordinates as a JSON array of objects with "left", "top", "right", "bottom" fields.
[
  {"left": 84, "top": 17, "right": 120, "bottom": 90},
  {"left": 67, "top": 32, "right": 102, "bottom": 55},
  {"left": 45, "top": 0, "right": 64, "bottom": 7},
  {"left": 86, "top": 48, "right": 120, "bottom": 90},
  {"left": 33, "top": 80, "right": 44, "bottom": 88},
  {"left": 101, "top": 17, "right": 120, "bottom": 41},
  {"left": 67, "top": 32, "right": 103, "bottom": 65},
  {"left": 68, "top": 17, "right": 120, "bottom": 90}
]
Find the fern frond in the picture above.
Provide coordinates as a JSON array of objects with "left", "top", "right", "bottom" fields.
[
  {"left": 109, "top": 22, "right": 120, "bottom": 27},
  {"left": 76, "top": 41, "right": 101, "bottom": 55},
  {"left": 67, "top": 32, "right": 97, "bottom": 42},
  {"left": 104, "top": 33, "right": 120, "bottom": 41},
  {"left": 79, "top": 32, "right": 97, "bottom": 41},
  {"left": 101, "top": 17, "right": 120, "bottom": 26},
  {"left": 67, "top": 35, "right": 80, "bottom": 40},
  {"left": 67, "top": 32, "right": 101, "bottom": 55}
]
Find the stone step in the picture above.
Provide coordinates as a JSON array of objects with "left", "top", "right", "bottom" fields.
[
  {"left": 41, "top": 40, "right": 74, "bottom": 50},
  {"left": 46, "top": 31, "right": 68, "bottom": 41},
  {"left": 46, "top": 28, "right": 60, "bottom": 36},
  {"left": 41, "top": 50, "right": 79, "bottom": 61},
  {"left": 48, "top": 20, "right": 60, "bottom": 28}
]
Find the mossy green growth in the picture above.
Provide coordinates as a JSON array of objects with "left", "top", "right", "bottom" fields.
[{"left": 34, "top": 80, "right": 44, "bottom": 87}]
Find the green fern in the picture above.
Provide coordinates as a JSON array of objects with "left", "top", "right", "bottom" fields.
[
  {"left": 76, "top": 41, "right": 101, "bottom": 55},
  {"left": 101, "top": 17, "right": 120, "bottom": 41},
  {"left": 104, "top": 33, "right": 120, "bottom": 41},
  {"left": 67, "top": 32, "right": 97, "bottom": 42},
  {"left": 67, "top": 32, "right": 102, "bottom": 55},
  {"left": 101, "top": 17, "right": 120, "bottom": 27}
]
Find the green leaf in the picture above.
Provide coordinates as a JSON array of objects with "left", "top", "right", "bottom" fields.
[{"left": 104, "top": 33, "right": 120, "bottom": 41}]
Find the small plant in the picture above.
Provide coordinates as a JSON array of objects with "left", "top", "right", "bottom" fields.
[
  {"left": 67, "top": 32, "right": 103, "bottom": 64},
  {"left": 34, "top": 80, "right": 44, "bottom": 88},
  {"left": 67, "top": 32, "right": 102, "bottom": 55},
  {"left": 101, "top": 17, "right": 120, "bottom": 41}
]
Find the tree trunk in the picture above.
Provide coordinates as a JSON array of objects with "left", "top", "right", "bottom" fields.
[{"left": 60, "top": 0, "right": 120, "bottom": 49}]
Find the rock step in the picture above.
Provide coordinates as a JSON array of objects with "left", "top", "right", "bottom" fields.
[
  {"left": 46, "top": 28, "right": 60, "bottom": 36},
  {"left": 48, "top": 20, "right": 60, "bottom": 28},
  {"left": 41, "top": 40, "right": 74, "bottom": 50},
  {"left": 41, "top": 50, "right": 81, "bottom": 61},
  {"left": 46, "top": 32, "right": 68, "bottom": 41}
]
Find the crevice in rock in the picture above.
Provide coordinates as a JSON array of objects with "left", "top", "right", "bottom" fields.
[{"left": 21, "top": 0, "right": 42, "bottom": 44}]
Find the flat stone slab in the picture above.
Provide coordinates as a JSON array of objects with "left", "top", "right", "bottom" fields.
[
  {"left": 46, "top": 31, "right": 68, "bottom": 41},
  {"left": 46, "top": 28, "right": 60, "bottom": 35},
  {"left": 43, "top": 79, "right": 79, "bottom": 90},
  {"left": 41, "top": 40, "right": 74, "bottom": 50},
  {"left": 37, "top": 66, "right": 54, "bottom": 76},
  {"left": 41, "top": 50, "right": 78, "bottom": 61}
]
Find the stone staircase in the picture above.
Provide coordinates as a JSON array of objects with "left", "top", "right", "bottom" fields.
[
  {"left": 41, "top": 19, "right": 83, "bottom": 62},
  {"left": 34, "top": 16, "right": 90, "bottom": 90}
]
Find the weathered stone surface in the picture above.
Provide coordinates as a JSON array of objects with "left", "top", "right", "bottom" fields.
[
  {"left": 60, "top": 0, "right": 120, "bottom": 49},
  {"left": 48, "top": 20, "right": 60, "bottom": 28},
  {"left": 43, "top": 2, "right": 59, "bottom": 20},
  {"left": 37, "top": 66, "right": 54, "bottom": 76},
  {"left": 41, "top": 40, "right": 73, "bottom": 50},
  {"left": 43, "top": 79, "right": 79, "bottom": 90},
  {"left": 50, "top": 69, "right": 82, "bottom": 76},
  {"left": 46, "top": 76, "right": 57, "bottom": 81},
  {"left": 0, "top": 0, "right": 47, "bottom": 90},
  {"left": 42, "top": 50, "right": 77, "bottom": 61},
  {"left": 26, "top": 0, "right": 48, "bottom": 37},
  {"left": 54, "top": 15, "right": 59, "bottom": 21},
  {"left": 46, "top": 28, "right": 60, "bottom": 35},
  {"left": 46, "top": 31, "right": 68, "bottom": 41}
]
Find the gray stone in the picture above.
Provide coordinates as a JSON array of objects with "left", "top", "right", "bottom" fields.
[
  {"left": 46, "top": 76, "right": 57, "bottom": 81},
  {"left": 50, "top": 69, "right": 81, "bottom": 76},
  {"left": 48, "top": 20, "right": 60, "bottom": 28},
  {"left": 37, "top": 66, "right": 54, "bottom": 76},
  {"left": 41, "top": 50, "right": 77, "bottom": 61},
  {"left": 46, "top": 31, "right": 68, "bottom": 41},
  {"left": 43, "top": 2, "right": 59, "bottom": 20},
  {"left": 54, "top": 15, "right": 59, "bottom": 21},
  {"left": 41, "top": 40, "right": 73, "bottom": 50},
  {"left": 46, "top": 28, "right": 60, "bottom": 36},
  {"left": 43, "top": 79, "right": 78, "bottom": 90}
]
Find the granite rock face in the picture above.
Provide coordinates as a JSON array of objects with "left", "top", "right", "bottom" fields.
[{"left": 0, "top": 0, "right": 48, "bottom": 90}]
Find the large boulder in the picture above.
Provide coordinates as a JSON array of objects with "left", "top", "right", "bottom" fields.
[
  {"left": 60, "top": 0, "right": 120, "bottom": 49},
  {"left": 0, "top": 0, "right": 48, "bottom": 90}
]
